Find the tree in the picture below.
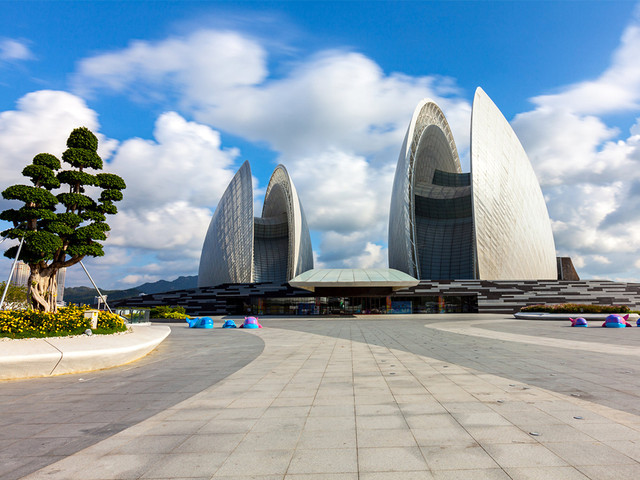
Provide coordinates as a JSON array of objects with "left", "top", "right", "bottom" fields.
[
  {"left": 1, "top": 127, "right": 125, "bottom": 312},
  {"left": 0, "top": 281, "right": 28, "bottom": 308}
]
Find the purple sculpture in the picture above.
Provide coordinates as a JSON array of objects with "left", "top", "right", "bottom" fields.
[
  {"left": 569, "top": 317, "right": 588, "bottom": 327},
  {"left": 602, "top": 314, "right": 632, "bottom": 328}
]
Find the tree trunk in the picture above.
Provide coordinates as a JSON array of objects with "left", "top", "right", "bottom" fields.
[{"left": 28, "top": 266, "right": 58, "bottom": 312}]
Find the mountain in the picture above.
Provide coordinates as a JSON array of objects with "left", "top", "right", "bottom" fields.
[{"left": 64, "top": 275, "right": 198, "bottom": 305}]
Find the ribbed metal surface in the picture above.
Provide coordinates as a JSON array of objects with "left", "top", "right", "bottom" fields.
[
  {"left": 389, "top": 101, "right": 462, "bottom": 279},
  {"left": 471, "top": 87, "right": 557, "bottom": 279},
  {"left": 198, "top": 163, "right": 313, "bottom": 288},
  {"left": 198, "top": 161, "right": 254, "bottom": 287}
]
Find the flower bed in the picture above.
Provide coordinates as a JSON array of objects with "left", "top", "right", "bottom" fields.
[
  {"left": 0, "top": 306, "right": 127, "bottom": 339},
  {"left": 520, "top": 303, "right": 630, "bottom": 314}
]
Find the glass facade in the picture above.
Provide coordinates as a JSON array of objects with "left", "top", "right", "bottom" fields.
[{"left": 237, "top": 294, "right": 478, "bottom": 315}]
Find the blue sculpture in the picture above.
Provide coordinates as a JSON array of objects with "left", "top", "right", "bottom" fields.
[
  {"left": 222, "top": 319, "right": 237, "bottom": 328},
  {"left": 186, "top": 316, "right": 214, "bottom": 329}
]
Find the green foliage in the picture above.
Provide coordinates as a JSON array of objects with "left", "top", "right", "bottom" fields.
[
  {"left": 57, "top": 170, "right": 96, "bottom": 187},
  {"left": 99, "top": 189, "right": 123, "bottom": 202},
  {"left": 1, "top": 126, "right": 126, "bottom": 312},
  {"left": 0, "top": 305, "right": 128, "bottom": 339},
  {"left": 22, "top": 164, "right": 60, "bottom": 189},
  {"left": 150, "top": 305, "right": 187, "bottom": 319},
  {"left": 56, "top": 192, "right": 96, "bottom": 210},
  {"left": 33, "top": 153, "right": 61, "bottom": 170},
  {"left": 62, "top": 148, "right": 103, "bottom": 170},
  {"left": 96, "top": 173, "right": 126, "bottom": 190},
  {"left": 13, "top": 230, "right": 63, "bottom": 263},
  {"left": 2, "top": 184, "right": 58, "bottom": 208},
  {"left": 67, "top": 126, "right": 98, "bottom": 151},
  {"left": 0, "top": 281, "right": 28, "bottom": 306},
  {"left": 520, "top": 303, "right": 631, "bottom": 314}
]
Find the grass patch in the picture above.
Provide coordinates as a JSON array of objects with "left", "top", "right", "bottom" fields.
[{"left": 0, "top": 305, "right": 128, "bottom": 339}]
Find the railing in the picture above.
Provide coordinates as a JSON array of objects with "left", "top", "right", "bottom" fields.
[{"left": 115, "top": 308, "right": 150, "bottom": 324}]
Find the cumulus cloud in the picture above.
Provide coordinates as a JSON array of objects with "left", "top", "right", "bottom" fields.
[
  {"left": 108, "top": 111, "right": 238, "bottom": 212},
  {"left": 512, "top": 13, "right": 640, "bottom": 280},
  {"left": 0, "top": 90, "right": 244, "bottom": 288},
  {"left": 74, "top": 30, "right": 267, "bottom": 106},
  {"left": 72, "top": 28, "right": 472, "bottom": 268},
  {"left": 530, "top": 19, "right": 640, "bottom": 115},
  {"left": 0, "top": 90, "right": 115, "bottom": 209},
  {"left": 0, "top": 38, "right": 33, "bottom": 62}
]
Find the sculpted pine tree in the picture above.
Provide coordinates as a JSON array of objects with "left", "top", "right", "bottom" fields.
[{"left": 1, "top": 127, "right": 125, "bottom": 312}]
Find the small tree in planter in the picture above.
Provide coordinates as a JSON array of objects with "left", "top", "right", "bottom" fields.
[{"left": 1, "top": 127, "right": 125, "bottom": 312}]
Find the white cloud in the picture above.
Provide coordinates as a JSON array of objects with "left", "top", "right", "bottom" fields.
[
  {"left": 530, "top": 21, "right": 640, "bottom": 115},
  {"left": 108, "top": 111, "right": 238, "bottom": 212},
  {"left": 74, "top": 30, "right": 267, "bottom": 105},
  {"left": 0, "top": 38, "right": 33, "bottom": 62},
  {"left": 512, "top": 13, "right": 640, "bottom": 281},
  {"left": 0, "top": 90, "right": 115, "bottom": 211},
  {"left": 0, "top": 91, "right": 246, "bottom": 289},
  {"left": 73, "top": 29, "right": 472, "bottom": 268}
]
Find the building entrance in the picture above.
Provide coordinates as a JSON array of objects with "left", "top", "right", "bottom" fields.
[{"left": 242, "top": 294, "right": 478, "bottom": 315}]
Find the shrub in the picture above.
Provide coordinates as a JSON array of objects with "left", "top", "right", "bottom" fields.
[
  {"left": 0, "top": 305, "right": 127, "bottom": 339},
  {"left": 520, "top": 303, "right": 630, "bottom": 314},
  {"left": 149, "top": 305, "right": 187, "bottom": 319}
]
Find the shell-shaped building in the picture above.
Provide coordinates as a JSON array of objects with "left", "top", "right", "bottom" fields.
[
  {"left": 389, "top": 87, "right": 557, "bottom": 280},
  {"left": 198, "top": 161, "right": 313, "bottom": 287}
]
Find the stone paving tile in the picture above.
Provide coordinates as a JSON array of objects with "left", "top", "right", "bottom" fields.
[
  {"left": 503, "top": 466, "right": 590, "bottom": 480},
  {"left": 285, "top": 474, "right": 357, "bottom": 480},
  {"left": 11, "top": 317, "right": 640, "bottom": 480},
  {"left": 356, "top": 428, "right": 418, "bottom": 447},
  {"left": 544, "top": 441, "right": 637, "bottom": 466},
  {"left": 482, "top": 443, "right": 568, "bottom": 468},
  {"left": 140, "top": 452, "right": 228, "bottom": 478},
  {"left": 431, "top": 469, "right": 511, "bottom": 479},
  {"left": 577, "top": 464, "right": 640, "bottom": 479},
  {"left": 213, "top": 449, "right": 292, "bottom": 477},
  {"left": 297, "top": 428, "right": 356, "bottom": 449},
  {"left": 464, "top": 425, "right": 537, "bottom": 444},
  {"left": 173, "top": 433, "right": 245, "bottom": 453},
  {"left": 360, "top": 472, "right": 435, "bottom": 480},
  {"left": 287, "top": 448, "right": 357, "bottom": 474},
  {"left": 358, "top": 446, "right": 430, "bottom": 472},
  {"left": 421, "top": 445, "right": 500, "bottom": 470}
]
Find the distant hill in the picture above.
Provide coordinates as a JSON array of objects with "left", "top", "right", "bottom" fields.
[{"left": 64, "top": 275, "right": 198, "bottom": 305}]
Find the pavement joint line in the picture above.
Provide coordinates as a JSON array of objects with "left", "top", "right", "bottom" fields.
[
  {"left": 8, "top": 318, "right": 640, "bottom": 479},
  {"left": 425, "top": 319, "right": 640, "bottom": 357},
  {"left": 43, "top": 338, "right": 64, "bottom": 376}
]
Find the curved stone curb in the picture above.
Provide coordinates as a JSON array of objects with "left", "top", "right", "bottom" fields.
[
  {"left": 425, "top": 319, "right": 640, "bottom": 357},
  {"left": 514, "top": 312, "right": 640, "bottom": 321},
  {"left": 0, "top": 325, "right": 170, "bottom": 380}
]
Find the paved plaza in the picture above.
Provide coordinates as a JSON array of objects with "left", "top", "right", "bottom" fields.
[{"left": 3, "top": 314, "right": 640, "bottom": 479}]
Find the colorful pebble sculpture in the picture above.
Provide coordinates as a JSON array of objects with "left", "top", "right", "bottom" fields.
[
  {"left": 241, "top": 316, "right": 262, "bottom": 329},
  {"left": 569, "top": 317, "right": 588, "bottom": 327},
  {"left": 186, "top": 316, "right": 214, "bottom": 329},
  {"left": 602, "top": 314, "right": 632, "bottom": 328}
]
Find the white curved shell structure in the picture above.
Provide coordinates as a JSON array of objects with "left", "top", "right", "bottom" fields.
[
  {"left": 389, "top": 100, "right": 473, "bottom": 279},
  {"left": 389, "top": 87, "right": 557, "bottom": 280},
  {"left": 198, "top": 162, "right": 313, "bottom": 287},
  {"left": 471, "top": 87, "right": 556, "bottom": 280}
]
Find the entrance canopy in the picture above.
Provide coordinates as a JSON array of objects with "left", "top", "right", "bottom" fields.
[{"left": 289, "top": 268, "right": 419, "bottom": 295}]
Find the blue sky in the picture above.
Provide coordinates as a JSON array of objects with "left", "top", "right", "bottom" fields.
[{"left": 1, "top": 1, "right": 640, "bottom": 288}]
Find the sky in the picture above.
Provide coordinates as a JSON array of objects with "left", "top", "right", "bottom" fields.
[{"left": 1, "top": 0, "right": 640, "bottom": 289}]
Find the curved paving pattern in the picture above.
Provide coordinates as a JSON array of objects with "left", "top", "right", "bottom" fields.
[
  {"left": 0, "top": 324, "right": 265, "bottom": 480},
  {"left": 9, "top": 316, "right": 640, "bottom": 480}
]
